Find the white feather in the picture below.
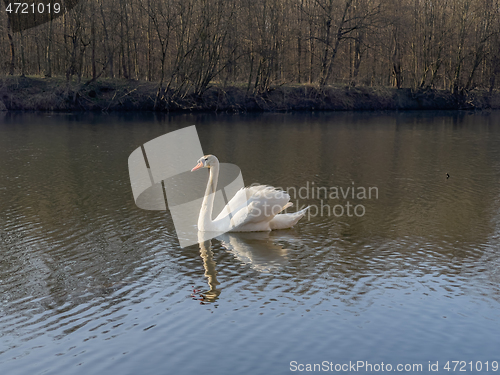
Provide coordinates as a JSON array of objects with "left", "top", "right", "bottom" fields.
[{"left": 193, "top": 155, "right": 309, "bottom": 232}]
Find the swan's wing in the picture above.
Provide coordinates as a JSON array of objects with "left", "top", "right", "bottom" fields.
[
  {"left": 269, "top": 205, "right": 310, "bottom": 230},
  {"left": 241, "top": 186, "right": 291, "bottom": 224},
  {"left": 214, "top": 185, "right": 291, "bottom": 227},
  {"left": 213, "top": 186, "right": 259, "bottom": 222}
]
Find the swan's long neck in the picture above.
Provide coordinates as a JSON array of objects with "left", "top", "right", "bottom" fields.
[{"left": 198, "top": 162, "right": 219, "bottom": 231}]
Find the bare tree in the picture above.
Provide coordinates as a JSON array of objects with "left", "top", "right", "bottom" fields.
[{"left": 0, "top": 0, "right": 499, "bottom": 94}]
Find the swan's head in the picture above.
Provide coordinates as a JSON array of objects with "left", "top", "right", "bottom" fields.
[{"left": 191, "top": 155, "right": 218, "bottom": 171}]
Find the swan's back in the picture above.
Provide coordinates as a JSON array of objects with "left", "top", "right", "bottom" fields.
[
  {"left": 213, "top": 185, "right": 308, "bottom": 231},
  {"left": 215, "top": 185, "right": 289, "bottom": 222}
]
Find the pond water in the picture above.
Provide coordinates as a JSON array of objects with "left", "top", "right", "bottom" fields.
[{"left": 1, "top": 111, "right": 500, "bottom": 375}]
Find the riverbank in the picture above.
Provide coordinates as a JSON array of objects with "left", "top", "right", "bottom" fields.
[{"left": 1, "top": 76, "right": 500, "bottom": 112}]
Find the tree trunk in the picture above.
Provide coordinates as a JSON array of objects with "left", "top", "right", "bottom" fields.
[
  {"left": 7, "top": 17, "right": 16, "bottom": 75},
  {"left": 45, "top": 20, "right": 53, "bottom": 77}
]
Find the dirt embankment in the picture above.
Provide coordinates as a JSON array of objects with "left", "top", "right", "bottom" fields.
[{"left": 1, "top": 76, "right": 500, "bottom": 112}]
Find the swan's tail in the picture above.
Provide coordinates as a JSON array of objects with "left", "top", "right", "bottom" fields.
[
  {"left": 280, "top": 202, "right": 294, "bottom": 212},
  {"left": 269, "top": 205, "right": 310, "bottom": 230}
]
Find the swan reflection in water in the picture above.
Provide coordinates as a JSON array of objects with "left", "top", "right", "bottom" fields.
[
  {"left": 196, "top": 231, "right": 299, "bottom": 303},
  {"left": 197, "top": 237, "right": 221, "bottom": 303}
]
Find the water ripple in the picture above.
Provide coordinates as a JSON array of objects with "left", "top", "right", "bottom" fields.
[{"left": 1, "top": 112, "right": 500, "bottom": 374}]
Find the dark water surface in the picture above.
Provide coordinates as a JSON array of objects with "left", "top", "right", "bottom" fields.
[{"left": 1, "top": 111, "right": 500, "bottom": 375}]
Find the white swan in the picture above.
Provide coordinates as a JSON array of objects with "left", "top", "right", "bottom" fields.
[{"left": 191, "top": 155, "right": 309, "bottom": 232}]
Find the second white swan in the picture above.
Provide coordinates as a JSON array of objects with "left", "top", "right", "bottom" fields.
[{"left": 191, "top": 155, "right": 309, "bottom": 232}]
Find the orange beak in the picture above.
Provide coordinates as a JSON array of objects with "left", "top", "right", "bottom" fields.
[{"left": 191, "top": 162, "right": 204, "bottom": 172}]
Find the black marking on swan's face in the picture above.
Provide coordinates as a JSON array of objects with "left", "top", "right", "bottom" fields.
[{"left": 202, "top": 155, "right": 215, "bottom": 167}]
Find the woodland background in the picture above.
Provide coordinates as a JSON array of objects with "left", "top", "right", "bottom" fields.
[{"left": 1, "top": 0, "right": 500, "bottom": 110}]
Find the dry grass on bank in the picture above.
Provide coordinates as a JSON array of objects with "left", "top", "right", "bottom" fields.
[{"left": 0, "top": 75, "right": 499, "bottom": 112}]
